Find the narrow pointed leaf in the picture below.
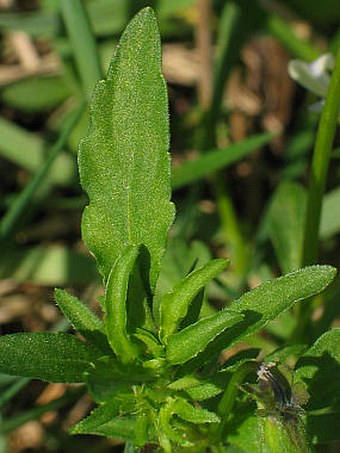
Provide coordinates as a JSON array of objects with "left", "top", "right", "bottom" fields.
[
  {"left": 54, "top": 288, "right": 110, "bottom": 353},
  {"left": 79, "top": 7, "right": 175, "bottom": 286},
  {"left": 0, "top": 333, "right": 94, "bottom": 383},
  {"left": 104, "top": 245, "right": 140, "bottom": 363},
  {"left": 159, "top": 258, "right": 229, "bottom": 340},
  {"left": 187, "top": 265, "right": 336, "bottom": 368},
  {"left": 166, "top": 310, "right": 243, "bottom": 365},
  {"left": 227, "top": 265, "right": 336, "bottom": 345}
]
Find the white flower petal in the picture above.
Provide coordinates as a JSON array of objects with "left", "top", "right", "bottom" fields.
[{"left": 288, "top": 53, "right": 334, "bottom": 97}]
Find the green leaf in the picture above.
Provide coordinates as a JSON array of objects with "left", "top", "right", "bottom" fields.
[
  {"left": 166, "top": 310, "right": 243, "bottom": 365},
  {"left": 187, "top": 265, "right": 336, "bottom": 367},
  {"left": 79, "top": 7, "right": 175, "bottom": 286},
  {"left": 168, "top": 376, "right": 223, "bottom": 400},
  {"left": 267, "top": 182, "right": 306, "bottom": 273},
  {"left": 0, "top": 333, "right": 94, "bottom": 383},
  {"left": 225, "top": 265, "right": 336, "bottom": 345},
  {"left": 159, "top": 258, "right": 229, "bottom": 340},
  {"left": 294, "top": 327, "right": 340, "bottom": 410},
  {"left": 71, "top": 398, "right": 152, "bottom": 444},
  {"left": 228, "top": 414, "right": 260, "bottom": 453},
  {"left": 85, "top": 356, "right": 155, "bottom": 403},
  {"left": 172, "top": 132, "right": 275, "bottom": 189},
  {"left": 320, "top": 187, "right": 340, "bottom": 238},
  {"left": 307, "top": 412, "right": 340, "bottom": 443},
  {"left": 54, "top": 289, "right": 110, "bottom": 353},
  {"left": 153, "top": 239, "right": 212, "bottom": 323},
  {"left": 172, "top": 398, "right": 220, "bottom": 424},
  {"left": 104, "top": 245, "right": 140, "bottom": 363}
]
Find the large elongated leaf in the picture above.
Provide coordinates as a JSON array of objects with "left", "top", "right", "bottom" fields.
[
  {"left": 0, "top": 333, "right": 94, "bottom": 383},
  {"left": 159, "top": 258, "right": 229, "bottom": 340},
  {"left": 79, "top": 7, "right": 175, "bottom": 286},
  {"left": 185, "top": 265, "right": 336, "bottom": 368},
  {"left": 166, "top": 310, "right": 243, "bottom": 364}
]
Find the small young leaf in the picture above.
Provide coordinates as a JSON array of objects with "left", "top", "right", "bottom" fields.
[
  {"left": 294, "top": 327, "right": 340, "bottom": 410},
  {"left": 104, "top": 245, "right": 140, "bottom": 363},
  {"left": 54, "top": 288, "right": 110, "bottom": 353},
  {"left": 0, "top": 333, "right": 94, "bottom": 383},
  {"left": 172, "top": 398, "right": 220, "bottom": 424},
  {"left": 159, "top": 258, "right": 229, "bottom": 341},
  {"left": 79, "top": 7, "right": 175, "bottom": 286},
  {"left": 166, "top": 310, "right": 243, "bottom": 364}
]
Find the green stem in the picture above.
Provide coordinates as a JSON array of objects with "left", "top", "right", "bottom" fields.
[
  {"left": 259, "top": 415, "right": 312, "bottom": 453},
  {"left": 302, "top": 48, "right": 340, "bottom": 266},
  {"left": 0, "top": 100, "right": 86, "bottom": 239},
  {"left": 60, "top": 0, "right": 103, "bottom": 95}
]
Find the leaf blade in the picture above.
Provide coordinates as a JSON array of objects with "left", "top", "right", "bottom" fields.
[
  {"left": 54, "top": 288, "right": 110, "bottom": 353},
  {"left": 159, "top": 258, "right": 229, "bottom": 340},
  {"left": 294, "top": 327, "right": 340, "bottom": 410},
  {"left": 166, "top": 310, "right": 243, "bottom": 365},
  {"left": 104, "top": 245, "right": 140, "bottom": 363},
  {"left": 79, "top": 7, "right": 175, "bottom": 286},
  {"left": 186, "top": 265, "right": 336, "bottom": 367},
  {"left": 0, "top": 332, "right": 93, "bottom": 383}
]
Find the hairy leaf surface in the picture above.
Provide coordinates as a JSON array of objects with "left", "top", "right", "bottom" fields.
[
  {"left": 159, "top": 258, "right": 229, "bottom": 340},
  {"left": 295, "top": 327, "right": 340, "bottom": 410},
  {"left": 0, "top": 332, "right": 94, "bottom": 383},
  {"left": 79, "top": 8, "right": 174, "bottom": 286},
  {"left": 54, "top": 288, "right": 110, "bottom": 353}
]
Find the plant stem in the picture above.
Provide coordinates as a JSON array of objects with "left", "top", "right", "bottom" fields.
[
  {"left": 302, "top": 47, "right": 340, "bottom": 266},
  {"left": 259, "top": 415, "right": 312, "bottom": 453}
]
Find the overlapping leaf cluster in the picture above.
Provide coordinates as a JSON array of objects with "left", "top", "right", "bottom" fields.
[{"left": 0, "top": 8, "right": 339, "bottom": 452}]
